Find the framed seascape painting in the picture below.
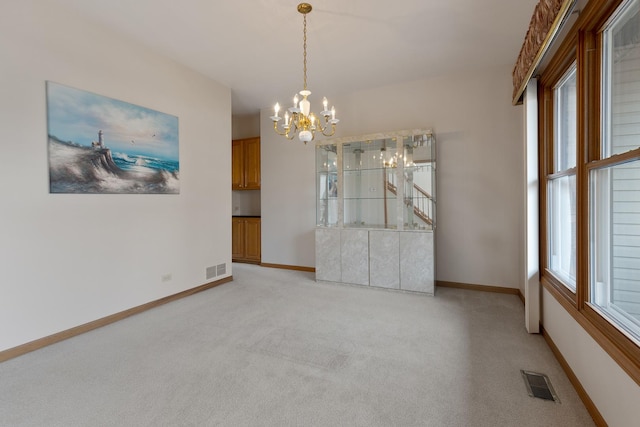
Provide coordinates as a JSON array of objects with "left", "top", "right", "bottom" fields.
[{"left": 46, "top": 81, "right": 179, "bottom": 194}]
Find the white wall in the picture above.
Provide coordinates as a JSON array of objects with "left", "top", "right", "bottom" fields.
[
  {"left": 232, "top": 114, "right": 260, "bottom": 140},
  {"left": 0, "top": 0, "right": 231, "bottom": 352},
  {"left": 260, "top": 112, "right": 317, "bottom": 267},
  {"left": 542, "top": 289, "right": 640, "bottom": 425},
  {"left": 261, "top": 65, "right": 524, "bottom": 289}
]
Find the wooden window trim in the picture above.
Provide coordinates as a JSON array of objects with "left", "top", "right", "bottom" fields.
[
  {"left": 541, "top": 275, "right": 640, "bottom": 383},
  {"left": 540, "top": 44, "right": 579, "bottom": 305},
  {"left": 583, "top": 305, "right": 640, "bottom": 380},
  {"left": 538, "top": 0, "right": 640, "bottom": 387},
  {"left": 586, "top": 148, "right": 640, "bottom": 170},
  {"left": 549, "top": 167, "right": 578, "bottom": 179},
  {"left": 543, "top": 270, "right": 579, "bottom": 305}
]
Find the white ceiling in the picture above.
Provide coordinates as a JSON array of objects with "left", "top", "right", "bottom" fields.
[{"left": 52, "top": 0, "right": 539, "bottom": 115}]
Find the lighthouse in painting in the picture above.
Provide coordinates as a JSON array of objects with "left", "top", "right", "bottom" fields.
[{"left": 91, "top": 130, "right": 105, "bottom": 148}]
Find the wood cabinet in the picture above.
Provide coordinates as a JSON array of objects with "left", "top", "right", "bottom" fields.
[
  {"left": 232, "top": 137, "right": 260, "bottom": 190},
  {"left": 232, "top": 217, "right": 261, "bottom": 263}
]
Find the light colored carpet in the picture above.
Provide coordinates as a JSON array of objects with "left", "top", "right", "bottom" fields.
[{"left": 0, "top": 263, "right": 594, "bottom": 426}]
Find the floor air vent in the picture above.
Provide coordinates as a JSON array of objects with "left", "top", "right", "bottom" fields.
[{"left": 521, "top": 370, "right": 560, "bottom": 403}]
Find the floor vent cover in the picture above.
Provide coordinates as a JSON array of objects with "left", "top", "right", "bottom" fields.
[{"left": 521, "top": 370, "right": 560, "bottom": 403}]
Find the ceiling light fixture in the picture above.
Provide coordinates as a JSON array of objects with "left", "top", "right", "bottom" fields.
[{"left": 270, "top": 3, "right": 339, "bottom": 144}]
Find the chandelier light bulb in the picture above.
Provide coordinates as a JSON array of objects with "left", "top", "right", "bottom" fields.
[{"left": 274, "top": 103, "right": 280, "bottom": 117}]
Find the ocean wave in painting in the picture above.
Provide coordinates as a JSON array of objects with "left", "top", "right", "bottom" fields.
[{"left": 49, "top": 136, "right": 179, "bottom": 194}]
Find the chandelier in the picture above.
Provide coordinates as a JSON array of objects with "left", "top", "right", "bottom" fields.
[{"left": 270, "top": 3, "right": 339, "bottom": 144}]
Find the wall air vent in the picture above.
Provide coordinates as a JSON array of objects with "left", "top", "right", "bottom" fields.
[
  {"left": 216, "top": 263, "right": 226, "bottom": 276},
  {"left": 206, "top": 266, "right": 217, "bottom": 280}
]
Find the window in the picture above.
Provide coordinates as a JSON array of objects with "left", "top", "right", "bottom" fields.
[
  {"left": 554, "top": 65, "right": 578, "bottom": 171},
  {"left": 548, "top": 174, "right": 577, "bottom": 288},
  {"left": 548, "top": 63, "right": 578, "bottom": 291},
  {"left": 601, "top": 0, "right": 640, "bottom": 158},
  {"left": 590, "top": 0, "right": 640, "bottom": 344},
  {"left": 539, "top": 0, "right": 640, "bottom": 383},
  {"left": 591, "top": 160, "right": 640, "bottom": 343}
]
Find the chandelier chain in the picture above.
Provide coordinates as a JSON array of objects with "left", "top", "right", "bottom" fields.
[{"left": 303, "top": 13, "right": 307, "bottom": 91}]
